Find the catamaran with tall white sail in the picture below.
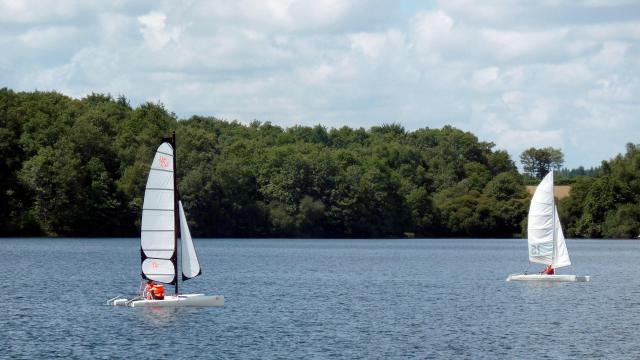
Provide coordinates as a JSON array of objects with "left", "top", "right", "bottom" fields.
[
  {"left": 109, "top": 133, "right": 224, "bottom": 306},
  {"left": 507, "top": 170, "right": 590, "bottom": 282}
]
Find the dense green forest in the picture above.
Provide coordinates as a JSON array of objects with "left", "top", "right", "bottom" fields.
[
  {"left": 560, "top": 143, "right": 640, "bottom": 238},
  {"left": 1, "top": 88, "right": 638, "bottom": 238}
]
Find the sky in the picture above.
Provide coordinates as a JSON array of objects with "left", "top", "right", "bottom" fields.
[{"left": 1, "top": 0, "right": 639, "bottom": 168}]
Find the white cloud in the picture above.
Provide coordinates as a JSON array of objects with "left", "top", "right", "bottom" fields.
[
  {"left": 0, "top": 0, "right": 83, "bottom": 23},
  {"left": 437, "top": 0, "right": 515, "bottom": 23},
  {"left": 17, "top": 26, "right": 80, "bottom": 49},
  {"left": 99, "top": 12, "right": 137, "bottom": 44},
  {"left": 138, "top": 11, "right": 182, "bottom": 51},
  {"left": 412, "top": 10, "right": 454, "bottom": 48},
  {"left": 583, "top": 22, "right": 640, "bottom": 41},
  {"left": 410, "top": 10, "right": 458, "bottom": 64},
  {"left": 472, "top": 67, "right": 499, "bottom": 89},
  {"left": 590, "top": 41, "right": 631, "bottom": 67},
  {"left": 481, "top": 28, "right": 568, "bottom": 60},
  {"left": 588, "top": 76, "right": 634, "bottom": 102},
  {"left": 501, "top": 91, "right": 526, "bottom": 106},
  {"left": 524, "top": 99, "right": 559, "bottom": 129},
  {"left": 498, "top": 128, "right": 565, "bottom": 154},
  {"left": 579, "top": 0, "right": 640, "bottom": 8},
  {"left": 542, "top": 62, "right": 593, "bottom": 86},
  {"left": 1, "top": 0, "right": 639, "bottom": 168}
]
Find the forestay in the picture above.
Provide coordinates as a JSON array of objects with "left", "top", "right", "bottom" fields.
[{"left": 140, "top": 142, "right": 176, "bottom": 284}]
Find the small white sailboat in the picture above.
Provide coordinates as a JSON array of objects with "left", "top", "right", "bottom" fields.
[
  {"left": 506, "top": 171, "right": 590, "bottom": 282},
  {"left": 109, "top": 133, "right": 224, "bottom": 307}
]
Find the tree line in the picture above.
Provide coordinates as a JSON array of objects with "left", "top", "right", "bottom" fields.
[
  {"left": 0, "top": 88, "right": 638, "bottom": 238},
  {"left": 559, "top": 143, "right": 640, "bottom": 238}
]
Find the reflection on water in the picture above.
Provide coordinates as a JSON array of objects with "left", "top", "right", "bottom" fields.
[
  {"left": 137, "top": 307, "right": 181, "bottom": 326},
  {"left": 519, "top": 280, "right": 570, "bottom": 294}
]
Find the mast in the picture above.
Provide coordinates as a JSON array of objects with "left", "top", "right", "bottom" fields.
[
  {"left": 172, "top": 131, "right": 179, "bottom": 295},
  {"left": 551, "top": 170, "right": 556, "bottom": 266}
]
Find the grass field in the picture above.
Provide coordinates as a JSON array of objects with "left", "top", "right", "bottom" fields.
[{"left": 526, "top": 185, "right": 571, "bottom": 199}]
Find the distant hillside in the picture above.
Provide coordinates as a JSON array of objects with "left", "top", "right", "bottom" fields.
[
  {"left": 2, "top": 87, "right": 638, "bottom": 238},
  {"left": 0, "top": 88, "right": 529, "bottom": 238}
]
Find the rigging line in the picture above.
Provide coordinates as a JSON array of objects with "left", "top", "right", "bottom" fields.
[{"left": 106, "top": 295, "right": 122, "bottom": 305}]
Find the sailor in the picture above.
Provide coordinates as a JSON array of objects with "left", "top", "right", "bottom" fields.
[
  {"left": 143, "top": 280, "right": 155, "bottom": 300},
  {"left": 542, "top": 265, "right": 554, "bottom": 275},
  {"left": 152, "top": 283, "right": 165, "bottom": 300}
]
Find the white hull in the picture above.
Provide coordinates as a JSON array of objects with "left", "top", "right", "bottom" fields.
[
  {"left": 109, "top": 294, "right": 224, "bottom": 307},
  {"left": 506, "top": 274, "right": 590, "bottom": 282}
]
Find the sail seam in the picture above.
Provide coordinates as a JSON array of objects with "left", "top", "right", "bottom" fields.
[{"left": 145, "top": 273, "right": 175, "bottom": 275}]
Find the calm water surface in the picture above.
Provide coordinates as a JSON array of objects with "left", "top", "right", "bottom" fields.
[{"left": 2, "top": 238, "right": 639, "bottom": 359}]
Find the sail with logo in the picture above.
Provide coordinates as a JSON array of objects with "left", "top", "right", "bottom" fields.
[
  {"left": 109, "top": 133, "right": 224, "bottom": 307},
  {"left": 507, "top": 171, "right": 590, "bottom": 282}
]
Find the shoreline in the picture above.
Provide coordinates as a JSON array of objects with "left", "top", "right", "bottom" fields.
[{"left": 1, "top": 236, "right": 638, "bottom": 240}]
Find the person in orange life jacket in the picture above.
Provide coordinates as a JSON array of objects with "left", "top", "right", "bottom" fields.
[
  {"left": 143, "top": 280, "right": 154, "bottom": 300},
  {"left": 542, "top": 265, "right": 554, "bottom": 275},
  {"left": 152, "top": 283, "right": 165, "bottom": 300}
]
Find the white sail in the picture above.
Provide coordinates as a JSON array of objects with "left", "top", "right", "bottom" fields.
[
  {"left": 552, "top": 206, "right": 571, "bottom": 268},
  {"left": 141, "top": 142, "right": 176, "bottom": 284},
  {"left": 527, "top": 171, "right": 556, "bottom": 265},
  {"left": 527, "top": 171, "right": 571, "bottom": 269},
  {"left": 179, "top": 201, "right": 201, "bottom": 280}
]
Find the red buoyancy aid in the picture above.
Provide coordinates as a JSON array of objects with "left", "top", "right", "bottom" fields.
[{"left": 152, "top": 284, "right": 165, "bottom": 299}]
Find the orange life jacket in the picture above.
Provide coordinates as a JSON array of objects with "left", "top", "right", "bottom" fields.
[{"left": 153, "top": 284, "right": 165, "bottom": 299}]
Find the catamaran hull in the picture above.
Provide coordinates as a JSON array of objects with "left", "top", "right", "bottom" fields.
[
  {"left": 506, "top": 274, "right": 590, "bottom": 282},
  {"left": 110, "top": 294, "right": 224, "bottom": 307}
]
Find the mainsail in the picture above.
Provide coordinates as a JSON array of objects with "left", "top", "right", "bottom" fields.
[
  {"left": 527, "top": 171, "right": 571, "bottom": 268},
  {"left": 141, "top": 142, "right": 177, "bottom": 284},
  {"left": 179, "top": 201, "right": 201, "bottom": 280}
]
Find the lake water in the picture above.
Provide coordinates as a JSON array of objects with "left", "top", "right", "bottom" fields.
[{"left": 2, "top": 238, "right": 639, "bottom": 359}]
